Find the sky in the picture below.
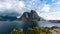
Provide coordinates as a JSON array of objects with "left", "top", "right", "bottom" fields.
[{"left": 0, "top": 0, "right": 60, "bottom": 20}]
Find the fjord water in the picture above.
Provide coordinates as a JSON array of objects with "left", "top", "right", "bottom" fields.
[{"left": 0, "top": 21, "right": 60, "bottom": 34}]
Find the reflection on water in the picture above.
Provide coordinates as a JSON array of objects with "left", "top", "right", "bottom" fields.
[
  {"left": 0, "top": 21, "right": 60, "bottom": 34},
  {"left": 23, "top": 21, "right": 38, "bottom": 34}
]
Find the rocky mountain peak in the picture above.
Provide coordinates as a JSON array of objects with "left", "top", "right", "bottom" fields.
[
  {"left": 31, "top": 10, "right": 37, "bottom": 14},
  {"left": 17, "top": 10, "right": 45, "bottom": 21}
]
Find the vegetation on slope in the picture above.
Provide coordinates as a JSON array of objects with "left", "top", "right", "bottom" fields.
[{"left": 10, "top": 27, "right": 52, "bottom": 34}]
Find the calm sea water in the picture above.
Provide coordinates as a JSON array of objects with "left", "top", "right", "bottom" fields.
[{"left": 0, "top": 21, "right": 60, "bottom": 34}]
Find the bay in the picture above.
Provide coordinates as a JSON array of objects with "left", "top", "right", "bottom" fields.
[{"left": 0, "top": 21, "right": 60, "bottom": 34}]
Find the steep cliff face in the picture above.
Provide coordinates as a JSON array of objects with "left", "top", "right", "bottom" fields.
[
  {"left": 18, "top": 12, "right": 30, "bottom": 21},
  {"left": 30, "top": 10, "right": 38, "bottom": 18},
  {"left": 17, "top": 10, "right": 45, "bottom": 21},
  {"left": 30, "top": 10, "right": 40, "bottom": 20}
]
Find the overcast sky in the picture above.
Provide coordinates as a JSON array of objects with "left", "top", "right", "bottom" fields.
[{"left": 0, "top": 0, "right": 60, "bottom": 20}]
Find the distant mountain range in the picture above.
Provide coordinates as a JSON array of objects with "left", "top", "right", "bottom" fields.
[
  {"left": 0, "top": 16, "right": 17, "bottom": 21},
  {"left": 0, "top": 10, "right": 45, "bottom": 21},
  {"left": 48, "top": 20, "right": 60, "bottom": 23}
]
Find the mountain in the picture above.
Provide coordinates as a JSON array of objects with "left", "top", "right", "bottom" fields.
[
  {"left": 48, "top": 20, "right": 60, "bottom": 23},
  {"left": 18, "top": 12, "right": 30, "bottom": 21},
  {"left": 17, "top": 10, "right": 45, "bottom": 21},
  {"left": 0, "top": 15, "right": 17, "bottom": 21}
]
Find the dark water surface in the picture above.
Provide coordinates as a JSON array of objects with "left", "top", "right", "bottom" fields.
[{"left": 0, "top": 21, "right": 60, "bottom": 34}]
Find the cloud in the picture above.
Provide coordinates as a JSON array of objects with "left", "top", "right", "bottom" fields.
[
  {"left": 52, "top": 0, "right": 55, "bottom": 2},
  {"left": 0, "top": 0, "right": 45, "bottom": 17},
  {"left": 18, "top": 1, "right": 25, "bottom": 8},
  {"left": 0, "top": 0, "right": 26, "bottom": 16},
  {"left": 41, "top": 4, "right": 50, "bottom": 12},
  {"left": 0, "top": 2, "right": 12, "bottom": 10},
  {"left": 54, "top": 2, "right": 60, "bottom": 4},
  {"left": 0, "top": 0, "right": 43, "bottom": 13},
  {"left": 40, "top": 11, "right": 60, "bottom": 20},
  {"left": 47, "top": 12, "right": 60, "bottom": 20},
  {"left": 0, "top": 0, "right": 60, "bottom": 20},
  {"left": 38, "top": 0, "right": 60, "bottom": 20}
]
